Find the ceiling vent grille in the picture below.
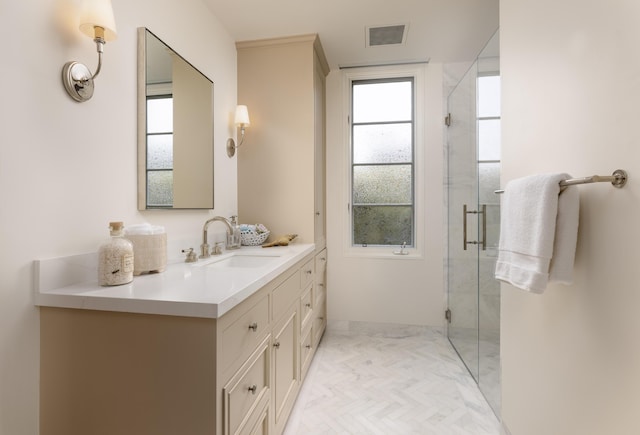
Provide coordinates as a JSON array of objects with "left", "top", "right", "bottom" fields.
[{"left": 366, "top": 24, "right": 408, "bottom": 47}]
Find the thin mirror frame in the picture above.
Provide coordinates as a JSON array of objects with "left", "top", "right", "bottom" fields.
[{"left": 137, "top": 27, "right": 215, "bottom": 210}]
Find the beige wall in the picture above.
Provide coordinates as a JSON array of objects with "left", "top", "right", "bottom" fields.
[
  {"left": 501, "top": 0, "right": 640, "bottom": 433},
  {"left": 1, "top": 1, "right": 237, "bottom": 433},
  {"left": 236, "top": 37, "right": 317, "bottom": 243},
  {"left": 324, "top": 64, "right": 445, "bottom": 327}
]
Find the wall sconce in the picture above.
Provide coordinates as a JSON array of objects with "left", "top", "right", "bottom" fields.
[
  {"left": 62, "top": 0, "right": 118, "bottom": 102},
  {"left": 226, "top": 105, "right": 251, "bottom": 158}
]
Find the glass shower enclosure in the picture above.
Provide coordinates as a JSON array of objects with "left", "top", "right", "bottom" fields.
[{"left": 446, "top": 30, "right": 501, "bottom": 416}]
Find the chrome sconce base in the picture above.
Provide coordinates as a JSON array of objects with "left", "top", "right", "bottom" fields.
[
  {"left": 226, "top": 138, "right": 237, "bottom": 158},
  {"left": 62, "top": 61, "right": 95, "bottom": 102}
]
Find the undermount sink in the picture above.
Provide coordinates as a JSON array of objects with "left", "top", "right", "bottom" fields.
[{"left": 198, "top": 252, "right": 281, "bottom": 269}]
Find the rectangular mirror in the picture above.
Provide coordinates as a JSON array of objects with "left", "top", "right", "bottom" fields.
[{"left": 137, "top": 28, "right": 214, "bottom": 209}]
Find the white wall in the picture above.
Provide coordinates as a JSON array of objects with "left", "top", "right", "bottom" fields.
[
  {"left": 500, "top": 0, "right": 640, "bottom": 433},
  {"left": 325, "top": 64, "right": 445, "bottom": 327},
  {"left": 0, "top": 1, "right": 237, "bottom": 433}
]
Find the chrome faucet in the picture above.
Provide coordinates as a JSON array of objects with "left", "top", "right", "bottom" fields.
[{"left": 200, "top": 216, "right": 234, "bottom": 258}]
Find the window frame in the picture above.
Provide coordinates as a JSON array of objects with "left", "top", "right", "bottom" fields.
[{"left": 342, "top": 65, "right": 426, "bottom": 259}]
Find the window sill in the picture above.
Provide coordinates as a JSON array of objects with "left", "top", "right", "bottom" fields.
[{"left": 343, "top": 247, "right": 424, "bottom": 260}]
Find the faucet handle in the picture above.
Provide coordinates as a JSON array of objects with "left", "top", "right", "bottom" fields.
[
  {"left": 181, "top": 248, "right": 198, "bottom": 263},
  {"left": 213, "top": 242, "right": 224, "bottom": 255}
]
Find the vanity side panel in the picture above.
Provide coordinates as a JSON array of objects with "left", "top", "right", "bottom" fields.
[{"left": 40, "top": 308, "right": 217, "bottom": 435}]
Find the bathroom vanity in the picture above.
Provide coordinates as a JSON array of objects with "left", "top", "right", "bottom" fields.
[{"left": 36, "top": 244, "right": 327, "bottom": 435}]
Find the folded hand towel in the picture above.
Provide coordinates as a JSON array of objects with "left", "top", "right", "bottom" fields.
[{"left": 495, "top": 173, "right": 580, "bottom": 293}]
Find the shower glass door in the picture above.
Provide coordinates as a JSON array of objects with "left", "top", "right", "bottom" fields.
[
  {"left": 446, "top": 30, "right": 501, "bottom": 416},
  {"left": 447, "top": 61, "right": 480, "bottom": 382}
]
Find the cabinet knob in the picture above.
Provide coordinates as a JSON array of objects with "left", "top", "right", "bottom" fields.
[
  {"left": 248, "top": 323, "right": 258, "bottom": 332},
  {"left": 248, "top": 385, "right": 257, "bottom": 395},
  {"left": 305, "top": 344, "right": 312, "bottom": 349},
  {"left": 305, "top": 303, "right": 312, "bottom": 308},
  {"left": 273, "top": 341, "right": 280, "bottom": 349},
  {"left": 306, "top": 270, "right": 313, "bottom": 275}
]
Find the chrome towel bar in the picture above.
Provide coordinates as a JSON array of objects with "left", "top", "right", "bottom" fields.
[{"left": 494, "top": 169, "right": 628, "bottom": 194}]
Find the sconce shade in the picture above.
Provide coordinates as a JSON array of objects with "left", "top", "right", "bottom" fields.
[
  {"left": 227, "top": 105, "right": 251, "bottom": 157},
  {"left": 235, "top": 105, "right": 250, "bottom": 127},
  {"left": 79, "top": 0, "right": 118, "bottom": 41}
]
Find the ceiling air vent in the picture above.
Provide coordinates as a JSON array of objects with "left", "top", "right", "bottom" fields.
[{"left": 366, "top": 24, "right": 408, "bottom": 47}]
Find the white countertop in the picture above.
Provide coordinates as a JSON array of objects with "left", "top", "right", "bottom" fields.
[{"left": 35, "top": 244, "right": 315, "bottom": 319}]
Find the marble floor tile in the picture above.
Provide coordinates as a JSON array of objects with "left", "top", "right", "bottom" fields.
[{"left": 284, "top": 323, "right": 500, "bottom": 435}]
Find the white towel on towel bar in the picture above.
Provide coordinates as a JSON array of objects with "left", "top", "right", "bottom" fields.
[{"left": 495, "top": 173, "right": 580, "bottom": 293}]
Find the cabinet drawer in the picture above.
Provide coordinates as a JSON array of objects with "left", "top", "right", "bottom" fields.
[
  {"left": 300, "top": 284, "right": 313, "bottom": 332},
  {"left": 315, "top": 274, "right": 325, "bottom": 299},
  {"left": 273, "top": 270, "right": 300, "bottom": 322},
  {"left": 223, "top": 338, "right": 269, "bottom": 435},
  {"left": 221, "top": 295, "right": 269, "bottom": 371},
  {"left": 314, "top": 281, "right": 325, "bottom": 309},
  {"left": 315, "top": 250, "right": 327, "bottom": 275},
  {"left": 300, "top": 326, "right": 314, "bottom": 380},
  {"left": 300, "top": 258, "right": 314, "bottom": 289},
  {"left": 272, "top": 306, "right": 299, "bottom": 434},
  {"left": 313, "top": 299, "right": 326, "bottom": 346}
]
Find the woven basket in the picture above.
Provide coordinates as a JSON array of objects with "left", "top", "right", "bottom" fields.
[{"left": 240, "top": 224, "right": 270, "bottom": 246}]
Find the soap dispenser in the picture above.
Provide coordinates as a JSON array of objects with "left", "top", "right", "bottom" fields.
[{"left": 227, "top": 215, "right": 241, "bottom": 249}]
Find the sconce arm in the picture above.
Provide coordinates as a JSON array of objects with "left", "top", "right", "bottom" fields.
[
  {"left": 237, "top": 127, "right": 246, "bottom": 148},
  {"left": 91, "top": 37, "right": 105, "bottom": 80}
]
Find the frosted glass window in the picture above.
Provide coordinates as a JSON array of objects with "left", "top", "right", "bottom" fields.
[
  {"left": 353, "top": 206, "right": 413, "bottom": 245},
  {"left": 353, "top": 123, "right": 412, "bottom": 164},
  {"left": 147, "top": 171, "right": 173, "bottom": 206},
  {"left": 353, "top": 81, "right": 412, "bottom": 123},
  {"left": 147, "top": 134, "right": 173, "bottom": 169},
  {"left": 351, "top": 78, "right": 414, "bottom": 247},
  {"left": 478, "top": 162, "right": 501, "bottom": 204},
  {"left": 478, "top": 119, "right": 501, "bottom": 161},
  {"left": 353, "top": 165, "right": 412, "bottom": 203},
  {"left": 478, "top": 76, "right": 501, "bottom": 118},
  {"left": 147, "top": 98, "right": 173, "bottom": 133}
]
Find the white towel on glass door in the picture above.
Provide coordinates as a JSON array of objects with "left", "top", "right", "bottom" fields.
[{"left": 495, "top": 173, "right": 580, "bottom": 293}]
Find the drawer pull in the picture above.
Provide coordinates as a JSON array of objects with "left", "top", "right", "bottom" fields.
[
  {"left": 248, "top": 323, "right": 258, "bottom": 332},
  {"left": 248, "top": 385, "right": 257, "bottom": 395},
  {"left": 305, "top": 303, "right": 312, "bottom": 308},
  {"left": 273, "top": 341, "right": 280, "bottom": 349},
  {"left": 318, "top": 283, "right": 324, "bottom": 287},
  {"left": 305, "top": 344, "right": 312, "bottom": 349},
  {"left": 305, "top": 270, "right": 313, "bottom": 275}
]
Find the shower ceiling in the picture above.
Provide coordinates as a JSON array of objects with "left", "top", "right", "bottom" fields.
[{"left": 204, "top": 0, "right": 499, "bottom": 70}]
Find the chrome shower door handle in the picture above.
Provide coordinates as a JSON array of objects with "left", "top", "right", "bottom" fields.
[
  {"left": 480, "top": 204, "right": 487, "bottom": 251},
  {"left": 463, "top": 204, "right": 486, "bottom": 251},
  {"left": 463, "top": 204, "right": 468, "bottom": 250}
]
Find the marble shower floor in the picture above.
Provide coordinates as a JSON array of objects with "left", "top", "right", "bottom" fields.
[{"left": 284, "top": 323, "right": 500, "bottom": 435}]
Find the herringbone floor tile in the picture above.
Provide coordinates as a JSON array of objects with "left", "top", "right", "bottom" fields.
[{"left": 284, "top": 324, "right": 500, "bottom": 435}]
